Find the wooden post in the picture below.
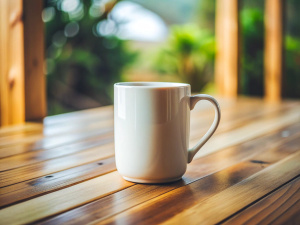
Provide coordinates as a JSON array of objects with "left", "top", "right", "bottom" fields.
[
  {"left": 0, "top": 0, "right": 25, "bottom": 126},
  {"left": 215, "top": 0, "right": 239, "bottom": 98},
  {"left": 23, "top": 0, "right": 46, "bottom": 121},
  {"left": 0, "top": 0, "right": 46, "bottom": 126},
  {"left": 264, "top": 0, "right": 283, "bottom": 102}
]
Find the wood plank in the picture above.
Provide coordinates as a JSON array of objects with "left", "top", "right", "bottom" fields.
[
  {"left": 0, "top": 126, "right": 113, "bottom": 158},
  {"left": 0, "top": 101, "right": 257, "bottom": 157},
  {"left": 0, "top": 97, "right": 231, "bottom": 150},
  {"left": 0, "top": 122, "right": 42, "bottom": 137},
  {"left": 42, "top": 96, "right": 234, "bottom": 127},
  {"left": 264, "top": 0, "right": 283, "bottom": 102},
  {"left": 0, "top": 97, "right": 279, "bottom": 138},
  {"left": 35, "top": 124, "right": 300, "bottom": 224},
  {"left": 43, "top": 162, "right": 263, "bottom": 225},
  {"left": 23, "top": 0, "right": 46, "bottom": 121},
  {"left": 0, "top": 99, "right": 294, "bottom": 165},
  {"left": 162, "top": 152, "right": 300, "bottom": 225},
  {"left": 0, "top": 97, "right": 250, "bottom": 138},
  {"left": 0, "top": 119, "right": 113, "bottom": 147},
  {"left": 1, "top": 104, "right": 299, "bottom": 186},
  {"left": 272, "top": 200, "right": 300, "bottom": 225},
  {"left": 43, "top": 105, "right": 114, "bottom": 126},
  {"left": 0, "top": 172, "right": 133, "bottom": 225},
  {"left": 204, "top": 102, "right": 297, "bottom": 135},
  {"left": 0, "top": 132, "right": 113, "bottom": 171},
  {"left": 1, "top": 136, "right": 295, "bottom": 224},
  {"left": 223, "top": 177, "right": 300, "bottom": 225},
  {"left": 0, "top": 100, "right": 297, "bottom": 160},
  {"left": 95, "top": 152, "right": 300, "bottom": 225},
  {"left": 0, "top": 0, "right": 25, "bottom": 126},
  {"left": 0, "top": 157, "right": 116, "bottom": 208},
  {"left": 190, "top": 101, "right": 297, "bottom": 140},
  {"left": 215, "top": 0, "right": 239, "bottom": 98},
  {"left": 0, "top": 97, "right": 215, "bottom": 145},
  {"left": 0, "top": 107, "right": 112, "bottom": 139},
  {"left": 192, "top": 105, "right": 300, "bottom": 159},
  {"left": 1, "top": 123, "right": 299, "bottom": 209},
  {"left": 0, "top": 98, "right": 291, "bottom": 142},
  {"left": 0, "top": 142, "right": 115, "bottom": 187}
]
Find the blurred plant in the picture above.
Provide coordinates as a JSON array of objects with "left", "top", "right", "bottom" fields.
[
  {"left": 283, "top": 36, "right": 300, "bottom": 98},
  {"left": 44, "top": 0, "right": 138, "bottom": 115},
  {"left": 283, "top": 0, "right": 300, "bottom": 98},
  {"left": 240, "top": 7, "right": 300, "bottom": 98},
  {"left": 240, "top": 8, "right": 264, "bottom": 96},
  {"left": 154, "top": 24, "right": 215, "bottom": 92},
  {"left": 195, "top": 0, "right": 215, "bottom": 33}
]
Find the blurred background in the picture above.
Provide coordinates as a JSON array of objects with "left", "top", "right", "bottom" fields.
[{"left": 44, "top": 0, "right": 300, "bottom": 115}]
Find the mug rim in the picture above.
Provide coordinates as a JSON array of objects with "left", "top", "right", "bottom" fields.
[{"left": 114, "top": 82, "right": 190, "bottom": 89}]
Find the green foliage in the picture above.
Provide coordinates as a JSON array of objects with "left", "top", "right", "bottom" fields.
[
  {"left": 154, "top": 24, "right": 215, "bottom": 92},
  {"left": 240, "top": 8, "right": 264, "bottom": 96},
  {"left": 240, "top": 7, "right": 300, "bottom": 98},
  {"left": 284, "top": 36, "right": 300, "bottom": 98},
  {"left": 45, "top": 0, "right": 137, "bottom": 115}
]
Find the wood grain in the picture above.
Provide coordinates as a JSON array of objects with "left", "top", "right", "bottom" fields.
[
  {"left": 0, "top": 0, "right": 25, "bottom": 126},
  {"left": 0, "top": 132, "right": 113, "bottom": 171},
  {"left": 0, "top": 172, "right": 133, "bottom": 225},
  {"left": 39, "top": 124, "right": 300, "bottom": 225},
  {"left": 1, "top": 106, "right": 298, "bottom": 187},
  {"left": 0, "top": 122, "right": 42, "bottom": 137},
  {"left": 0, "top": 119, "right": 113, "bottom": 148},
  {"left": 43, "top": 105, "right": 113, "bottom": 126},
  {"left": 264, "top": 0, "right": 283, "bottom": 102},
  {"left": 1, "top": 122, "right": 298, "bottom": 210},
  {"left": 23, "top": 0, "right": 46, "bottom": 121},
  {"left": 0, "top": 100, "right": 296, "bottom": 166},
  {"left": 162, "top": 152, "right": 300, "bottom": 225},
  {"left": 43, "top": 162, "right": 263, "bottom": 225},
  {"left": 0, "top": 97, "right": 216, "bottom": 155},
  {"left": 77, "top": 140, "right": 300, "bottom": 225},
  {"left": 0, "top": 98, "right": 295, "bottom": 148},
  {"left": 0, "top": 157, "right": 116, "bottom": 208},
  {"left": 90, "top": 151, "right": 299, "bottom": 225},
  {"left": 0, "top": 142, "right": 115, "bottom": 187},
  {"left": 223, "top": 176, "right": 300, "bottom": 225},
  {"left": 190, "top": 100, "right": 296, "bottom": 137},
  {"left": 0, "top": 97, "right": 258, "bottom": 143},
  {"left": 215, "top": 0, "right": 239, "bottom": 98},
  {"left": 192, "top": 106, "right": 300, "bottom": 159},
  {"left": 0, "top": 98, "right": 299, "bottom": 225},
  {"left": 0, "top": 124, "right": 113, "bottom": 158}
]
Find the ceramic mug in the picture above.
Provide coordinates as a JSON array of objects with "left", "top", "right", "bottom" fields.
[{"left": 114, "top": 82, "right": 221, "bottom": 183}]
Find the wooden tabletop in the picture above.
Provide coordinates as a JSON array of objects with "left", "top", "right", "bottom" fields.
[{"left": 0, "top": 97, "right": 299, "bottom": 225}]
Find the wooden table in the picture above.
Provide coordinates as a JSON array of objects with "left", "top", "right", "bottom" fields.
[{"left": 0, "top": 97, "right": 299, "bottom": 224}]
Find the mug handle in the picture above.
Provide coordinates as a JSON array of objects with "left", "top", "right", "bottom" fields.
[{"left": 187, "top": 94, "right": 221, "bottom": 163}]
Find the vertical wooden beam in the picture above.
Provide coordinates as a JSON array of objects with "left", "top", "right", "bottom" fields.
[
  {"left": 23, "top": 0, "right": 46, "bottom": 121},
  {"left": 0, "top": 0, "right": 25, "bottom": 126},
  {"left": 0, "top": 0, "right": 46, "bottom": 126},
  {"left": 264, "top": 0, "right": 283, "bottom": 102},
  {"left": 215, "top": 0, "right": 239, "bottom": 98}
]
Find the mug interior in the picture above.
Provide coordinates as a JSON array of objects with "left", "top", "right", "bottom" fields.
[{"left": 115, "top": 82, "right": 190, "bottom": 88}]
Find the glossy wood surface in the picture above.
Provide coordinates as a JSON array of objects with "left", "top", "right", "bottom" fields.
[{"left": 0, "top": 97, "right": 299, "bottom": 224}]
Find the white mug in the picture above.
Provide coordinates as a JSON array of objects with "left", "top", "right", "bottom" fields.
[{"left": 114, "top": 82, "right": 221, "bottom": 183}]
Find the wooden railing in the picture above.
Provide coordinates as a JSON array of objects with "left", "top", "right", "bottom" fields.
[
  {"left": 215, "top": 0, "right": 283, "bottom": 102},
  {"left": 0, "top": 0, "right": 284, "bottom": 126},
  {"left": 0, "top": 0, "right": 46, "bottom": 126}
]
